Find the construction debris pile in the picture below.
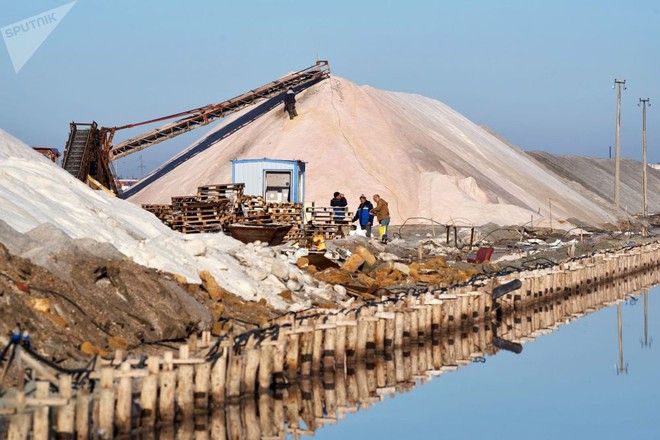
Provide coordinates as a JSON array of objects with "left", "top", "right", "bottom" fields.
[{"left": 306, "top": 244, "right": 479, "bottom": 301}]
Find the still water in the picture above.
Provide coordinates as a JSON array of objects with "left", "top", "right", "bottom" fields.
[{"left": 312, "top": 287, "right": 659, "bottom": 440}]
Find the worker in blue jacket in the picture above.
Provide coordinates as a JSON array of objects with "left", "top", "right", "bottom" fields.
[{"left": 352, "top": 194, "right": 374, "bottom": 237}]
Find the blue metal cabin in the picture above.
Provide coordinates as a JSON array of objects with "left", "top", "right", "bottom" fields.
[{"left": 231, "top": 158, "right": 305, "bottom": 203}]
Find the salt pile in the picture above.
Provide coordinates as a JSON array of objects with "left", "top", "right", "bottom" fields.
[
  {"left": 0, "top": 129, "right": 339, "bottom": 310},
  {"left": 128, "top": 76, "right": 617, "bottom": 228}
]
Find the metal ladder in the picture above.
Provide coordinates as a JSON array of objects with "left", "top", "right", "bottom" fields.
[{"left": 62, "top": 122, "right": 97, "bottom": 181}]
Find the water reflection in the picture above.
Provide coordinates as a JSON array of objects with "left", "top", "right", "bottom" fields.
[{"left": 128, "top": 282, "right": 659, "bottom": 440}]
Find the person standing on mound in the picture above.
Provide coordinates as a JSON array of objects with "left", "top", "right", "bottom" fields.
[
  {"left": 371, "top": 194, "right": 390, "bottom": 243},
  {"left": 283, "top": 88, "right": 298, "bottom": 120}
]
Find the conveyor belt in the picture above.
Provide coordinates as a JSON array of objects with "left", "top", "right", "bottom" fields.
[{"left": 108, "top": 61, "right": 330, "bottom": 160}]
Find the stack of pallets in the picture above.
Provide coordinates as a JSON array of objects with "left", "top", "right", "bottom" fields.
[
  {"left": 267, "top": 202, "right": 305, "bottom": 240},
  {"left": 237, "top": 195, "right": 271, "bottom": 223},
  {"left": 141, "top": 204, "right": 174, "bottom": 227},
  {"left": 305, "top": 206, "right": 353, "bottom": 239},
  {"left": 197, "top": 183, "right": 245, "bottom": 202},
  {"left": 142, "top": 183, "right": 310, "bottom": 241},
  {"left": 170, "top": 196, "right": 231, "bottom": 234}
]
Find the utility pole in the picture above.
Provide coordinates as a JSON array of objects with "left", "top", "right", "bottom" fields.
[
  {"left": 138, "top": 155, "right": 146, "bottom": 180},
  {"left": 614, "top": 79, "right": 626, "bottom": 209},
  {"left": 639, "top": 98, "right": 651, "bottom": 217}
]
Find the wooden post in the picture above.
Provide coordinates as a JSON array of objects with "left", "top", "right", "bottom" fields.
[
  {"left": 56, "top": 374, "right": 74, "bottom": 438},
  {"left": 258, "top": 344, "right": 274, "bottom": 393},
  {"left": 33, "top": 381, "right": 50, "bottom": 440},
  {"left": 312, "top": 319, "right": 324, "bottom": 373},
  {"left": 272, "top": 330, "right": 286, "bottom": 389},
  {"left": 98, "top": 367, "right": 114, "bottom": 438},
  {"left": 285, "top": 332, "right": 300, "bottom": 375},
  {"left": 356, "top": 314, "right": 369, "bottom": 359},
  {"left": 384, "top": 311, "right": 395, "bottom": 351},
  {"left": 403, "top": 311, "right": 412, "bottom": 346},
  {"left": 418, "top": 307, "right": 428, "bottom": 340},
  {"left": 210, "top": 346, "right": 228, "bottom": 406},
  {"left": 194, "top": 362, "right": 211, "bottom": 409},
  {"left": 335, "top": 319, "right": 347, "bottom": 366},
  {"left": 323, "top": 315, "right": 337, "bottom": 371},
  {"left": 345, "top": 315, "right": 358, "bottom": 364},
  {"left": 116, "top": 361, "right": 132, "bottom": 434},
  {"left": 300, "top": 320, "right": 314, "bottom": 376},
  {"left": 227, "top": 349, "right": 243, "bottom": 400},
  {"left": 75, "top": 389, "right": 90, "bottom": 440},
  {"left": 394, "top": 312, "right": 404, "bottom": 348},
  {"left": 177, "top": 345, "right": 194, "bottom": 419},
  {"left": 140, "top": 356, "right": 159, "bottom": 421},
  {"left": 375, "top": 316, "right": 386, "bottom": 353},
  {"left": 243, "top": 335, "right": 260, "bottom": 395},
  {"left": 159, "top": 351, "right": 176, "bottom": 422}
]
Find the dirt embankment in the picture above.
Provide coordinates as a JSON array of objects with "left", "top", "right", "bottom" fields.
[{"left": 0, "top": 221, "right": 278, "bottom": 367}]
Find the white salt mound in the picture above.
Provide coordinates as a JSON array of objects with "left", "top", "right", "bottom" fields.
[
  {"left": 128, "top": 76, "right": 617, "bottom": 228},
  {"left": 0, "top": 129, "right": 336, "bottom": 310}
]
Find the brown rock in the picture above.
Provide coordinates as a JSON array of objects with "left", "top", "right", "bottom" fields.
[
  {"left": 28, "top": 298, "right": 50, "bottom": 313},
  {"left": 354, "top": 246, "right": 376, "bottom": 266},
  {"left": 199, "top": 270, "right": 228, "bottom": 301},
  {"left": 296, "top": 257, "right": 310, "bottom": 269},
  {"left": 356, "top": 273, "right": 376, "bottom": 287},
  {"left": 108, "top": 336, "right": 129, "bottom": 351},
  {"left": 387, "top": 270, "right": 404, "bottom": 281},
  {"left": 372, "top": 262, "right": 394, "bottom": 284},
  {"left": 258, "top": 298, "right": 268, "bottom": 307},
  {"left": 210, "top": 303, "right": 225, "bottom": 319},
  {"left": 44, "top": 312, "right": 67, "bottom": 328},
  {"left": 80, "top": 341, "right": 108, "bottom": 357},
  {"left": 306, "top": 265, "right": 318, "bottom": 274},
  {"left": 315, "top": 268, "right": 353, "bottom": 285},
  {"left": 279, "top": 290, "right": 294, "bottom": 302},
  {"left": 211, "top": 321, "right": 224, "bottom": 336},
  {"left": 174, "top": 274, "right": 189, "bottom": 285},
  {"left": 342, "top": 254, "right": 365, "bottom": 273}
]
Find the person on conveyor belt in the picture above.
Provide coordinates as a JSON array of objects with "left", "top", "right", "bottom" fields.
[
  {"left": 331, "top": 191, "right": 348, "bottom": 222},
  {"left": 352, "top": 194, "right": 374, "bottom": 238},
  {"left": 284, "top": 87, "right": 298, "bottom": 120}
]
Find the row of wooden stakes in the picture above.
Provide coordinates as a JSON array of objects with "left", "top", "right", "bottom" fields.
[{"left": 1, "top": 242, "right": 659, "bottom": 439}]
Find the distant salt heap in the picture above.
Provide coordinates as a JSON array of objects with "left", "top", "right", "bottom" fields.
[
  {"left": 0, "top": 129, "right": 339, "bottom": 310},
  {"left": 128, "top": 76, "right": 616, "bottom": 228}
]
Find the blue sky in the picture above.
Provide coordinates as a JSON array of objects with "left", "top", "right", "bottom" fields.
[{"left": 1, "top": 0, "right": 659, "bottom": 178}]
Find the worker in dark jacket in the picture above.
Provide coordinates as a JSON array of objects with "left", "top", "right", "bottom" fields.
[
  {"left": 352, "top": 194, "right": 374, "bottom": 237},
  {"left": 330, "top": 191, "right": 348, "bottom": 222},
  {"left": 284, "top": 88, "right": 298, "bottom": 120}
]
